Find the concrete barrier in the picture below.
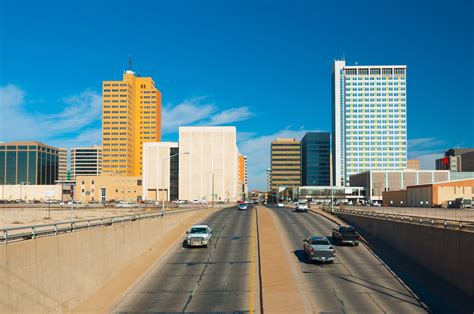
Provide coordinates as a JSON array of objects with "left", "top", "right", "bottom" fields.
[
  {"left": 0, "top": 209, "right": 207, "bottom": 313},
  {"left": 336, "top": 213, "right": 474, "bottom": 298}
]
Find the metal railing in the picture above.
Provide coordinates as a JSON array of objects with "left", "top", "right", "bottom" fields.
[
  {"left": 323, "top": 207, "right": 474, "bottom": 232},
  {"left": 0, "top": 207, "right": 201, "bottom": 244}
]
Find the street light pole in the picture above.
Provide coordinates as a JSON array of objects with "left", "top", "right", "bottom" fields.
[{"left": 331, "top": 185, "right": 334, "bottom": 212}]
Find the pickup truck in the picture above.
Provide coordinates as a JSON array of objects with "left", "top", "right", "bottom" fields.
[
  {"left": 332, "top": 225, "right": 360, "bottom": 246},
  {"left": 303, "top": 236, "right": 336, "bottom": 263},
  {"left": 186, "top": 224, "right": 213, "bottom": 247}
]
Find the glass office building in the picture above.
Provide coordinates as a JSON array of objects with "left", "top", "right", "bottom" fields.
[
  {"left": 301, "top": 132, "right": 330, "bottom": 186},
  {"left": 0, "top": 141, "right": 59, "bottom": 185}
]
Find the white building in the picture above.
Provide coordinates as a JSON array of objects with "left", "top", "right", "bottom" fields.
[
  {"left": 70, "top": 146, "right": 102, "bottom": 179},
  {"left": 0, "top": 184, "right": 63, "bottom": 201},
  {"left": 266, "top": 168, "right": 272, "bottom": 192},
  {"left": 142, "top": 142, "right": 179, "bottom": 202},
  {"left": 179, "top": 126, "right": 239, "bottom": 202},
  {"left": 332, "top": 60, "right": 407, "bottom": 186}
]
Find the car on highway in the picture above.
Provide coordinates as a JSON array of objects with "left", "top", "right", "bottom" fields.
[
  {"left": 238, "top": 203, "right": 248, "bottom": 210},
  {"left": 295, "top": 201, "right": 308, "bottom": 212},
  {"left": 332, "top": 225, "right": 360, "bottom": 246},
  {"left": 277, "top": 203, "right": 284, "bottom": 207},
  {"left": 186, "top": 224, "right": 213, "bottom": 247},
  {"left": 303, "top": 236, "right": 335, "bottom": 263}
]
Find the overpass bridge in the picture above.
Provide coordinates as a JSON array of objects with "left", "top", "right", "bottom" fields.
[{"left": 1, "top": 205, "right": 472, "bottom": 313}]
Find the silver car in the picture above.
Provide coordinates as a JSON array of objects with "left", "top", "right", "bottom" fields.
[
  {"left": 303, "top": 236, "right": 336, "bottom": 263},
  {"left": 186, "top": 224, "right": 213, "bottom": 247}
]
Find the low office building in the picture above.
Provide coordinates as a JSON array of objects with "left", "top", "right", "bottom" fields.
[
  {"left": 179, "top": 126, "right": 239, "bottom": 202},
  {"left": 0, "top": 184, "right": 63, "bottom": 202},
  {"left": 299, "top": 186, "right": 365, "bottom": 203},
  {"left": 142, "top": 142, "right": 179, "bottom": 202},
  {"left": 460, "top": 151, "right": 474, "bottom": 171},
  {"left": 406, "top": 159, "right": 420, "bottom": 170},
  {"left": 383, "top": 179, "right": 474, "bottom": 207},
  {"left": 0, "top": 141, "right": 59, "bottom": 185},
  {"left": 75, "top": 175, "right": 142, "bottom": 203},
  {"left": 436, "top": 148, "right": 474, "bottom": 172},
  {"left": 350, "top": 170, "right": 451, "bottom": 201}
]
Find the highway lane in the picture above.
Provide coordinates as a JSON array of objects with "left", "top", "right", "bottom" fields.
[
  {"left": 267, "top": 205, "right": 428, "bottom": 313},
  {"left": 114, "top": 205, "right": 253, "bottom": 313}
]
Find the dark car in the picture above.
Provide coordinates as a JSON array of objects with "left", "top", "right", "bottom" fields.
[{"left": 332, "top": 225, "right": 360, "bottom": 246}]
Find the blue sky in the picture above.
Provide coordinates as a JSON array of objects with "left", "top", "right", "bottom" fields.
[{"left": 1, "top": 0, "right": 473, "bottom": 190}]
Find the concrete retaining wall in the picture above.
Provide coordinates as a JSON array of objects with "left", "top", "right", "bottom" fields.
[
  {"left": 337, "top": 213, "right": 474, "bottom": 297},
  {"left": 0, "top": 209, "right": 203, "bottom": 313}
]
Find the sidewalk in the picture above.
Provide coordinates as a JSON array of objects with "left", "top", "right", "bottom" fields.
[
  {"left": 343, "top": 206, "right": 474, "bottom": 222},
  {"left": 257, "top": 206, "right": 314, "bottom": 313}
]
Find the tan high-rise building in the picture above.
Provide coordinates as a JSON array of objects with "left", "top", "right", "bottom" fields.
[
  {"left": 102, "top": 69, "right": 162, "bottom": 176},
  {"left": 238, "top": 154, "right": 248, "bottom": 200},
  {"left": 58, "top": 148, "right": 68, "bottom": 181},
  {"left": 271, "top": 138, "right": 301, "bottom": 190}
]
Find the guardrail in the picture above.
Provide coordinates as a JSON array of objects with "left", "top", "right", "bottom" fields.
[
  {"left": 0, "top": 207, "right": 201, "bottom": 245},
  {"left": 323, "top": 207, "right": 474, "bottom": 232}
]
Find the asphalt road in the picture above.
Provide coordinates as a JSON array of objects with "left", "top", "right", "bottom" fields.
[
  {"left": 114, "top": 205, "right": 253, "bottom": 313},
  {"left": 268, "top": 205, "right": 428, "bottom": 313}
]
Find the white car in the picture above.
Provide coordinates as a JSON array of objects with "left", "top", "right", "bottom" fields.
[
  {"left": 277, "top": 203, "right": 284, "bottom": 207},
  {"left": 186, "top": 224, "right": 213, "bottom": 247},
  {"left": 295, "top": 202, "right": 308, "bottom": 212},
  {"left": 116, "top": 201, "right": 139, "bottom": 208}
]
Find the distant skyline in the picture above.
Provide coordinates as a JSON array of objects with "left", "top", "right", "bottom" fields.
[{"left": 1, "top": 0, "right": 473, "bottom": 190}]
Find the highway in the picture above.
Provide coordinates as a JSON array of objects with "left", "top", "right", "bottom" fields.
[
  {"left": 114, "top": 206, "right": 253, "bottom": 313},
  {"left": 267, "top": 205, "right": 428, "bottom": 313}
]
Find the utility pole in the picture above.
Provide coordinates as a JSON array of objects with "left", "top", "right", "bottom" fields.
[{"left": 48, "top": 196, "right": 51, "bottom": 220}]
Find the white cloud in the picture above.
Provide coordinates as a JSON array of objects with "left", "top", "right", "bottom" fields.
[
  {"left": 47, "top": 128, "right": 102, "bottom": 149},
  {"left": 407, "top": 137, "right": 446, "bottom": 170},
  {"left": 162, "top": 97, "right": 253, "bottom": 134},
  {"left": 206, "top": 107, "right": 253, "bottom": 125},
  {"left": 239, "top": 127, "right": 322, "bottom": 190},
  {"left": 162, "top": 97, "right": 215, "bottom": 133},
  {"left": 0, "top": 84, "right": 101, "bottom": 145},
  {"left": 417, "top": 153, "right": 443, "bottom": 170},
  {"left": 0, "top": 85, "right": 254, "bottom": 149},
  {"left": 237, "top": 131, "right": 256, "bottom": 142}
]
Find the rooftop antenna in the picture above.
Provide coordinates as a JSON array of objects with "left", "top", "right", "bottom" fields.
[
  {"left": 128, "top": 55, "right": 133, "bottom": 71},
  {"left": 342, "top": 52, "right": 345, "bottom": 61}
]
